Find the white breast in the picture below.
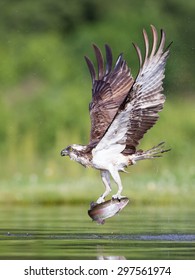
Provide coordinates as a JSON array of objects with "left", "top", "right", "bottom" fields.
[{"left": 92, "top": 145, "right": 128, "bottom": 171}]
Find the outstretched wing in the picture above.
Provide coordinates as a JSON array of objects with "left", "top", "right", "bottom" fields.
[
  {"left": 93, "top": 25, "right": 171, "bottom": 155},
  {"left": 85, "top": 44, "right": 134, "bottom": 148}
]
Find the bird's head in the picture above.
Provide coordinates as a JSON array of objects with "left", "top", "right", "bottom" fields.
[
  {"left": 61, "top": 144, "right": 86, "bottom": 157},
  {"left": 61, "top": 145, "right": 73, "bottom": 157}
]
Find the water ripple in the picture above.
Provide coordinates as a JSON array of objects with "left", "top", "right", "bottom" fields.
[{"left": 4, "top": 232, "right": 195, "bottom": 241}]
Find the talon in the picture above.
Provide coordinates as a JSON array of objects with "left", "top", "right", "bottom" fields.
[
  {"left": 112, "top": 194, "right": 120, "bottom": 200},
  {"left": 112, "top": 194, "right": 125, "bottom": 201},
  {"left": 96, "top": 196, "right": 105, "bottom": 204}
]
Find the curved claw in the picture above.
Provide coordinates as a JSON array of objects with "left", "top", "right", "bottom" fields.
[
  {"left": 112, "top": 194, "right": 126, "bottom": 201},
  {"left": 96, "top": 196, "right": 105, "bottom": 204}
]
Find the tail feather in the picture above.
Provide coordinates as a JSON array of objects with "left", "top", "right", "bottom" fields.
[{"left": 130, "top": 142, "right": 171, "bottom": 163}]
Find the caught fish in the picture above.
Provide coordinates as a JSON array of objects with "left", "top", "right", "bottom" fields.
[{"left": 88, "top": 197, "right": 129, "bottom": 224}]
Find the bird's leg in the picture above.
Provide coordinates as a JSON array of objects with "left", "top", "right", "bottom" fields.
[
  {"left": 109, "top": 167, "right": 125, "bottom": 200},
  {"left": 96, "top": 170, "right": 111, "bottom": 204}
]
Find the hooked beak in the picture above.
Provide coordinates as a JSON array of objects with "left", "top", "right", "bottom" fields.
[{"left": 61, "top": 149, "right": 68, "bottom": 156}]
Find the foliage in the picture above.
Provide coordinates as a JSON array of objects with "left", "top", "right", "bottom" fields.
[{"left": 0, "top": 0, "right": 194, "bottom": 90}]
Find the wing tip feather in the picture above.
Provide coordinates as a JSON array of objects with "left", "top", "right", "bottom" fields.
[
  {"left": 92, "top": 44, "right": 104, "bottom": 79},
  {"left": 132, "top": 43, "right": 142, "bottom": 68},
  {"left": 84, "top": 55, "right": 96, "bottom": 83},
  {"left": 105, "top": 44, "right": 113, "bottom": 74}
]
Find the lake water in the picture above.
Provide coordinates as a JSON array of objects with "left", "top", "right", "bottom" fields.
[{"left": 0, "top": 204, "right": 195, "bottom": 259}]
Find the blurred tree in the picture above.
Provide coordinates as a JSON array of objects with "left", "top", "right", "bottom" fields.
[
  {"left": 0, "top": 0, "right": 101, "bottom": 34},
  {"left": 0, "top": 0, "right": 194, "bottom": 92}
]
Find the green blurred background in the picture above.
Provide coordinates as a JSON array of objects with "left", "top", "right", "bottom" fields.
[{"left": 0, "top": 0, "right": 194, "bottom": 205}]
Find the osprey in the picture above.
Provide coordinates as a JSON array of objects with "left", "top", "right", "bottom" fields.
[{"left": 61, "top": 25, "right": 171, "bottom": 204}]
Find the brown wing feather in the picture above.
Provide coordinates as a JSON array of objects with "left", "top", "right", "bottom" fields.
[
  {"left": 122, "top": 25, "right": 171, "bottom": 154},
  {"left": 85, "top": 44, "right": 134, "bottom": 148}
]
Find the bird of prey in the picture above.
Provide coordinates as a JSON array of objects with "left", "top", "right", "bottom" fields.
[{"left": 61, "top": 25, "right": 171, "bottom": 204}]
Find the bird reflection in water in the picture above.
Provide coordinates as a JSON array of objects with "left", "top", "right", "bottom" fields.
[{"left": 96, "top": 245, "right": 126, "bottom": 260}]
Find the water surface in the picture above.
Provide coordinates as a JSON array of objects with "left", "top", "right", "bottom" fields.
[{"left": 0, "top": 204, "right": 195, "bottom": 259}]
